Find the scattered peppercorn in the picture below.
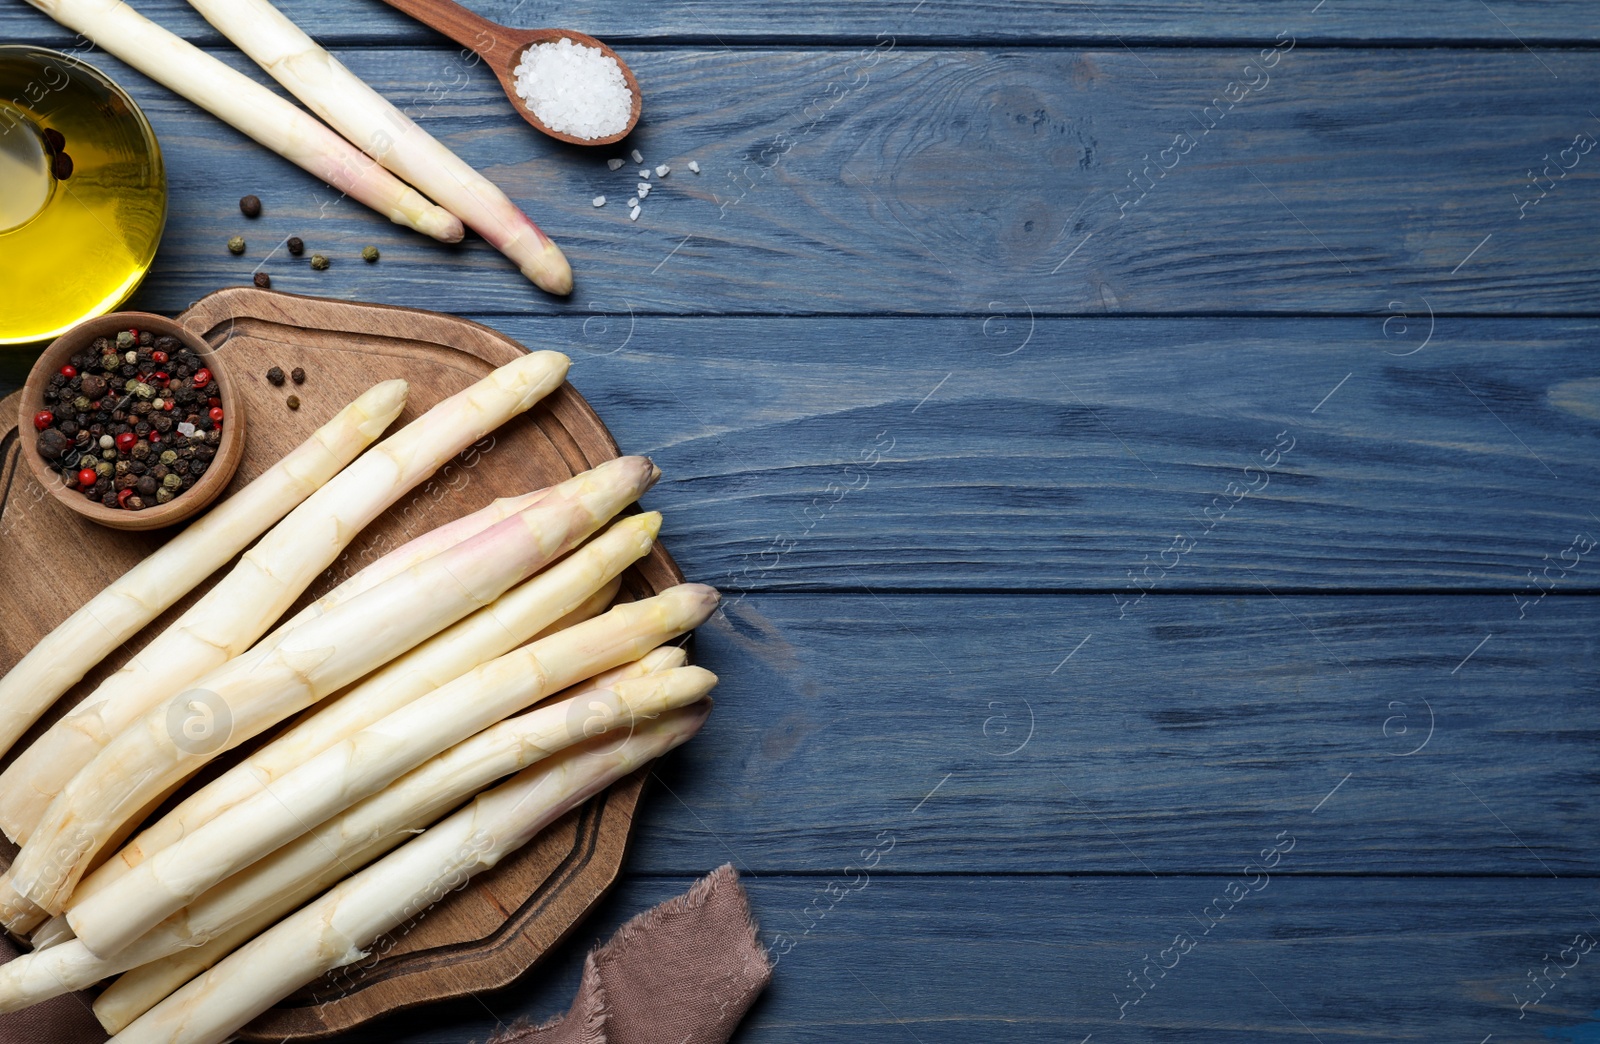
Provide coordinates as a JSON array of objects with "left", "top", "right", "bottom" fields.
[
  {"left": 239, "top": 194, "right": 262, "bottom": 218},
  {"left": 291, "top": 367, "right": 305, "bottom": 385},
  {"left": 228, "top": 236, "right": 246, "bottom": 256},
  {"left": 287, "top": 236, "right": 304, "bottom": 256},
  {"left": 310, "top": 254, "right": 329, "bottom": 271},
  {"left": 286, "top": 395, "right": 301, "bottom": 411},
  {"left": 52, "top": 152, "right": 72, "bottom": 180},
  {"left": 361, "top": 246, "right": 380, "bottom": 263},
  {"left": 266, "top": 366, "right": 286, "bottom": 386},
  {"left": 254, "top": 272, "right": 271, "bottom": 289}
]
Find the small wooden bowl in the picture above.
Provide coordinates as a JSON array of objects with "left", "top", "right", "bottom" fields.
[{"left": 17, "top": 312, "right": 246, "bottom": 532}]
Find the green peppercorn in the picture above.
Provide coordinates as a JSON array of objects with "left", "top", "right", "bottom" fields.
[
  {"left": 310, "top": 254, "right": 329, "bottom": 271},
  {"left": 100, "top": 449, "right": 116, "bottom": 462},
  {"left": 100, "top": 354, "right": 119, "bottom": 371},
  {"left": 361, "top": 246, "right": 379, "bottom": 263},
  {"left": 156, "top": 487, "right": 175, "bottom": 504},
  {"left": 95, "top": 460, "right": 113, "bottom": 475},
  {"left": 135, "top": 383, "right": 155, "bottom": 400},
  {"left": 124, "top": 379, "right": 139, "bottom": 392},
  {"left": 159, "top": 450, "right": 178, "bottom": 466},
  {"left": 74, "top": 396, "right": 91, "bottom": 411},
  {"left": 162, "top": 473, "right": 183, "bottom": 490},
  {"left": 228, "top": 235, "right": 246, "bottom": 255},
  {"left": 116, "top": 331, "right": 133, "bottom": 350},
  {"left": 286, "top": 395, "right": 301, "bottom": 411}
]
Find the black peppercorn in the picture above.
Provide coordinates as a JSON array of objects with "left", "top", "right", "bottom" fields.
[
  {"left": 253, "top": 272, "right": 271, "bottom": 289},
  {"left": 52, "top": 152, "right": 72, "bottom": 180},
  {"left": 240, "top": 194, "right": 262, "bottom": 218},
  {"left": 291, "top": 367, "right": 305, "bottom": 385},
  {"left": 266, "top": 367, "right": 286, "bottom": 387},
  {"left": 287, "top": 236, "right": 304, "bottom": 256},
  {"left": 43, "top": 128, "right": 65, "bottom": 152}
]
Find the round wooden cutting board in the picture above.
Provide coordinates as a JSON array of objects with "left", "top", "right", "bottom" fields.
[{"left": 0, "top": 288, "right": 685, "bottom": 1040}]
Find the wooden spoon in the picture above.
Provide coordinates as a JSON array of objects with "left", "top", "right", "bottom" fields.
[{"left": 375, "top": 0, "right": 640, "bottom": 146}]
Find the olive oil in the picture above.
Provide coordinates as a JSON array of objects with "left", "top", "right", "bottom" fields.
[{"left": 0, "top": 46, "right": 166, "bottom": 346}]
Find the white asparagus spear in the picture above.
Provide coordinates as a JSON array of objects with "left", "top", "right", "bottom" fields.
[
  {"left": 13, "top": 458, "right": 653, "bottom": 915},
  {"left": 91, "top": 650, "right": 687, "bottom": 1032},
  {"left": 184, "top": 0, "right": 572, "bottom": 295},
  {"left": 0, "top": 380, "right": 409, "bottom": 763},
  {"left": 266, "top": 486, "right": 551, "bottom": 645},
  {"left": 75, "top": 507, "right": 654, "bottom": 904},
  {"left": 0, "top": 353, "right": 569, "bottom": 844},
  {"left": 0, "top": 671, "right": 712, "bottom": 1016},
  {"left": 110, "top": 700, "right": 712, "bottom": 1044},
  {"left": 69, "top": 584, "right": 716, "bottom": 956},
  {"left": 21, "top": 0, "right": 463, "bottom": 242}
]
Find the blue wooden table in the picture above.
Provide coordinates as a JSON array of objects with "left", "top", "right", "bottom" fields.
[{"left": 5, "top": 1, "right": 1600, "bottom": 1040}]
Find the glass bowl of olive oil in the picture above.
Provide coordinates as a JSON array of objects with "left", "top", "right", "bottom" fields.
[{"left": 0, "top": 46, "right": 166, "bottom": 346}]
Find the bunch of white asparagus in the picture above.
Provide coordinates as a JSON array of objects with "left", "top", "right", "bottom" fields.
[
  {"left": 0, "top": 353, "right": 723, "bottom": 1044},
  {"left": 22, "top": 0, "right": 573, "bottom": 294}
]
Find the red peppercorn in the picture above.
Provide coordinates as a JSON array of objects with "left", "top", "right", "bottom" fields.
[
  {"left": 115, "top": 432, "right": 137, "bottom": 453},
  {"left": 163, "top": 400, "right": 175, "bottom": 411},
  {"left": 152, "top": 351, "right": 168, "bottom": 364},
  {"left": 128, "top": 328, "right": 139, "bottom": 340},
  {"left": 117, "top": 489, "right": 134, "bottom": 509},
  {"left": 208, "top": 397, "right": 221, "bottom": 408},
  {"left": 77, "top": 467, "right": 97, "bottom": 488},
  {"left": 153, "top": 372, "right": 170, "bottom": 385},
  {"left": 148, "top": 431, "right": 161, "bottom": 444},
  {"left": 193, "top": 368, "right": 213, "bottom": 389},
  {"left": 60, "top": 365, "right": 77, "bottom": 379},
  {"left": 209, "top": 406, "right": 225, "bottom": 422},
  {"left": 32, "top": 410, "right": 52, "bottom": 431}
]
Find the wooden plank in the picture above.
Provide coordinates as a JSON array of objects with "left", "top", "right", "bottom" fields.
[
  {"left": 7, "top": 315, "right": 1598, "bottom": 591},
  {"left": 330, "top": 874, "right": 1600, "bottom": 1044},
  {"left": 6, "top": 46, "right": 1593, "bottom": 317},
  {"left": 618, "top": 594, "right": 1600, "bottom": 875},
  {"left": 7, "top": 0, "right": 1600, "bottom": 46}
]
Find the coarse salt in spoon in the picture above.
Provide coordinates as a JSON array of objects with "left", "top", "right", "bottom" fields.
[{"left": 375, "top": 0, "right": 641, "bottom": 145}]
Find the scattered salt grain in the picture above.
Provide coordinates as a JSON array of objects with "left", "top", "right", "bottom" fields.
[
  {"left": 629, "top": 206, "right": 641, "bottom": 221},
  {"left": 630, "top": 149, "right": 643, "bottom": 163},
  {"left": 607, "top": 158, "right": 625, "bottom": 170},
  {"left": 177, "top": 422, "right": 197, "bottom": 438},
  {"left": 625, "top": 197, "right": 638, "bottom": 209},
  {"left": 512, "top": 37, "right": 632, "bottom": 140},
  {"left": 688, "top": 160, "right": 700, "bottom": 174},
  {"left": 655, "top": 164, "right": 670, "bottom": 177},
  {"left": 593, "top": 196, "right": 607, "bottom": 207},
  {"left": 636, "top": 183, "right": 651, "bottom": 198},
  {"left": 639, "top": 169, "right": 650, "bottom": 179}
]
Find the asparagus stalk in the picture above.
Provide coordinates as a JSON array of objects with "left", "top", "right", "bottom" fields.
[
  {"left": 12, "top": 457, "right": 654, "bottom": 916},
  {"left": 0, "top": 353, "right": 569, "bottom": 844},
  {"left": 103, "top": 702, "right": 711, "bottom": 1042},
  {"left": 91, "top": 650, "right": 687, "bottom": 1032},
  {"left": 183, "top": 0, "right": 572, "bottom": 294},
  {"left": 0, "top": 673, "right": 711, "bottom": 1016},
  {"left": 75, "top": 511, "right": 656, "bottom": 904},
  {"left": 68, "top": 584, "right": 717, "bottom": 956},
  {"left": 264, "top": 486, "right": 551, "bottom": 646},
  {"left": 0, "top": 380, "right": 409, "bottom": 764},
  {"left": 21, "top": 0, "right": 463, "bottom": 242}
]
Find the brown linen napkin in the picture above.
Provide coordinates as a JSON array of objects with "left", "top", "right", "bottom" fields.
[
  {"left": 0, "top": 864, "right": 768, "bottom": 1044},
  {"left": 491, "top": 864, "right": 772, "bottom": 1044}
]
